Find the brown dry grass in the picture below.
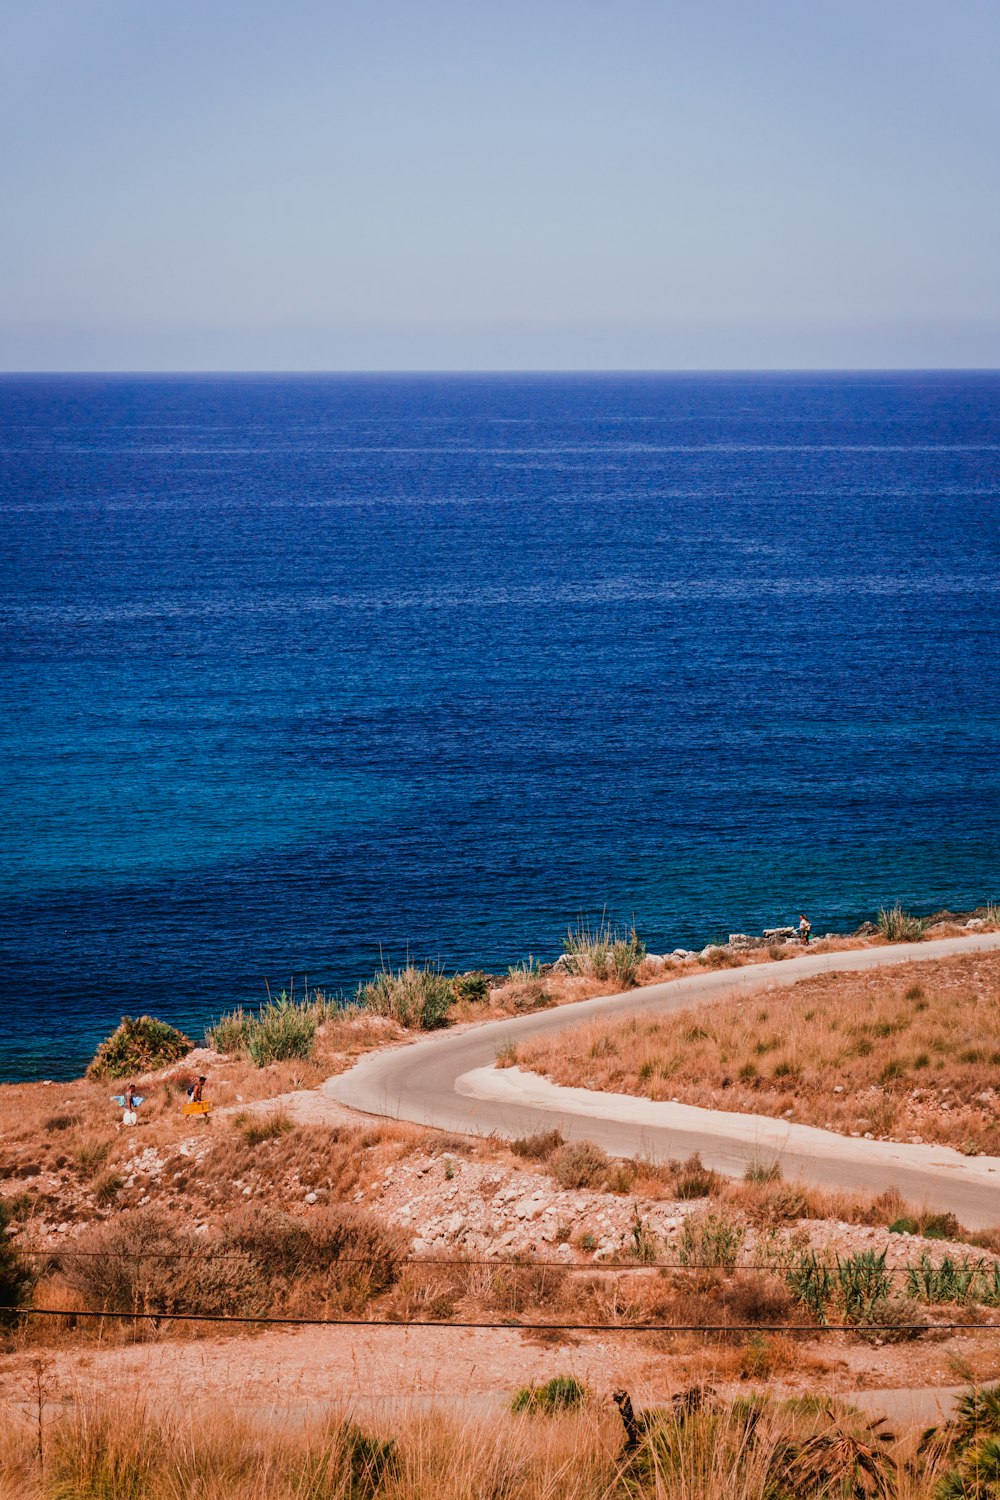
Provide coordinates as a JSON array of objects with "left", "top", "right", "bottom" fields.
[
  {"left": 517, "top": 953, "right": 1000, "bottom": 1154},
  {"left": 0, "top": 1382, "right": 963, "bottom": 1500}
]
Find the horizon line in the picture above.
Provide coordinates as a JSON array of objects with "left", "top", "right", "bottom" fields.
[{"left": 1, "top": 366, "right": 999, "bottom": 379}]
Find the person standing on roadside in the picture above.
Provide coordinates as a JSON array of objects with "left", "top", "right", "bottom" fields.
[{"left": 798, "top": 913, "right": 812, "bottom": 944}]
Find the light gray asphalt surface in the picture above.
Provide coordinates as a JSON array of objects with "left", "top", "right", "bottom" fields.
[{"left": 325, "top": 934, "right": 1000, "bottom": 1226}]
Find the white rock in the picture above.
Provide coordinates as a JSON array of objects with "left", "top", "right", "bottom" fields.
[{"left": 304, "top": 1191, "right": 318, "bottom": 1204}]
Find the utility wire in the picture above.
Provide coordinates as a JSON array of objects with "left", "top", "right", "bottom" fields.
[
  {"left": 15, "top": 1246, "right": 999, "bottom": 1274},
  {"left": 10, "top": 1305, "right": 997, "bottom": 1334}
]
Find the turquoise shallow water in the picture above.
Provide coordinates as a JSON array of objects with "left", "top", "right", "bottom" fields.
[{"left": 2, "top": 372, "right": 999, "bottom": 1080}]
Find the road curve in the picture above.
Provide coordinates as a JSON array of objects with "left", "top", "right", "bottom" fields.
[{"left": 324, "top": 933, "right": 1000, "bottom": 1227}]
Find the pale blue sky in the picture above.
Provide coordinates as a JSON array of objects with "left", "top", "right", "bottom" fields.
[{"left": 1, "top": 0, "right": 997, "bottom": 370}]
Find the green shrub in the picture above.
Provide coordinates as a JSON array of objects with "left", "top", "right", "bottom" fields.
[
  {"left": 876, "top": 903, "right": 928, "bottom": 942},
  {"left": 906, "top": 1253, "right": 1000, "bottom": 1308},
  {"left": 549, "top": 1140, "right": 609, "bottom": 1189},
  {"left": 923, "top": 1211, "right": 962, "bottom": 1241},
  {"left": 787, "top": 1250, "right": 835, "bottom": 1324},
  {"left": 87, "top": 1014, "right": 192, "bottom": 1079},
  {"left": 208, "top": 993, "right": 323, "bottom": 1066},
  {"left": 837, "top": 1249, "right": 893, "bottom": 1322},
  {"left": 889, "top": 1216, "right": 920, "bottom": 1235},
  {"left": 0, "top": 1200, "right": 33, "bottom": 1326},
  {"left": 451, "top": 970, "right": 489, "bottom": 1003},
  {"left": 333, "top": 1423, "right": 399, "bottom": 1496},
  {"left": 510, "top": 1375, "right": 589, "bottom": 1414},
  {"left": 356, "top": 964, "right": 454, "bottom": 1029},
  {"left": 561, "top": 915, "right": 646, "bottom": 986}
]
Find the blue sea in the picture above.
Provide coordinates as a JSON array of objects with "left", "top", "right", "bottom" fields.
[{"left": 2, "top": 372, "right": 998, "bottom": 1082}]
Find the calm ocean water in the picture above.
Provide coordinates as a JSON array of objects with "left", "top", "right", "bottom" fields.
[{"left": 2, "top": 372, "right": 998, "bottom": 1081}]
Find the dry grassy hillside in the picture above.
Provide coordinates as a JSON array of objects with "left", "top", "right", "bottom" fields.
[{"left": 516, "top": 952, "right": 1000, "bottom": 1155}]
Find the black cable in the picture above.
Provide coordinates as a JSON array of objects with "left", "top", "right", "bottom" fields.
[
  {"left": 15, "top": 1245, "right": 998, "bottom": 1274},
  {"left": 11, "top": 1305, "right": 993, "bottom": 1334}
]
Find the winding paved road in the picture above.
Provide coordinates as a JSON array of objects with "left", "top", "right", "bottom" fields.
[{"left": 325, "top": 934, "right": 1000, "bottom": 1227}]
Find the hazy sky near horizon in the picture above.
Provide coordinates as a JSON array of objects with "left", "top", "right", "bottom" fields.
[{"left": 2, "top": 0, "right": 998, "bottom": 371}]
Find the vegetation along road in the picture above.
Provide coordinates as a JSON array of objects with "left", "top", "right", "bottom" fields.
[{"left": 326, "top": 933, "right": 1000, "bottom": 1227}]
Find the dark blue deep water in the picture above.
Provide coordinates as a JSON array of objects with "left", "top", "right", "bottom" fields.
[{"left": 2, "top": 373, "right": 999, "bottom": 1081}]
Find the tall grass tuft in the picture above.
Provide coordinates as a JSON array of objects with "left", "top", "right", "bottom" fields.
[
  {"left": 208, "top": 991, "right": 330, "bottom": 1065},
  {"left": 356, "top": 963, "right": 454, "bottom": 1030},
  {"left": 876, "top": 904, "right": 928, "bottom": 942},
  {"left": 561, "top": 914, "right": 646, "bottom": 986}
]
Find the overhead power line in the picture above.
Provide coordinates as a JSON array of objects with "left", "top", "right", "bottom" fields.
[
  {"left": 15, "top": 1246, "right": 997, "bottom": 1274},
  {"left": 10, "top": 1305, "right": 996, "bottom": 1335}
]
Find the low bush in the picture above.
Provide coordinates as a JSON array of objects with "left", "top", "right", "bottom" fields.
[
  {"left": 92, "top": 1168, "right": 124, "bottom": 1206},
  {"left": 208, "top": 992, "right": 323, "bottom": 1065},
  {"left": 549, "top": 1140, "right": 609, "bottom": 1189},
  {"left": 679, "top": 1208, "right": 746, "bottom": 1270},
  {"left": 236, "top": 1111, "right": 293, "bottom": 1146},
  {"left": 855, "top": 1294, "right": 929, "bottom": 1344},
  {"left": 744, "top": 1157, "right": 783, "bottom": 1185},
  {"left": 510, "top": 1129, "right": 564, "bottom": 1161},
  {"left": 561, "top": 916, "right": 646, "bottom": 986},
  {"left": 56, "top": 1202, "right": 406, "bottom": 1322},
  {"left": 673, "top": 1152, "right": 723, "bottom": 1200},
  {"left": 221, "top": 1203, "right": 406, "bottom": 1309},
  {"left": 356, "top": 964, "right": 454, "bottom": 1029},
  {"left": 87, "top": 1014, "right": 192, "bottom": 1079},
  {"left": 876, "top": 903, "right": 928, "bottom": 942},
  {"left": 510, "top": 1376, "right": 589, "bottom": 1414},
  {"left": 451, "top": 971, "right": 489, "bottom": 1004},
  {"left": 923, "top": 1211, "right": 962, "bottom": 1240}
]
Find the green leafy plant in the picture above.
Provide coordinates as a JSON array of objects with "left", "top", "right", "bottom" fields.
[
  {"left": 208, "top": 992, "right": 326, "bottom": 1066},
  {"left": 356, "top": 963, "right": 454, "bottom": 1030},
  {"left": 876, "top": 903, "right": 928, "bottom": 942},
  {"left": 87, "top": 1014, "right": 192, "bottom": 1079},
  {"left": 836, "top": 1249, "right": 893, "bottom": 1322},
  {"left": 787, "top": 1250, "right": 835, "bottom": 1324},
  {"left": 510, "top": 1375, "right": 589, "bottom": 1414},
  {"left": 451, "top": 970, "right": 489, "bottom": 1003}
]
